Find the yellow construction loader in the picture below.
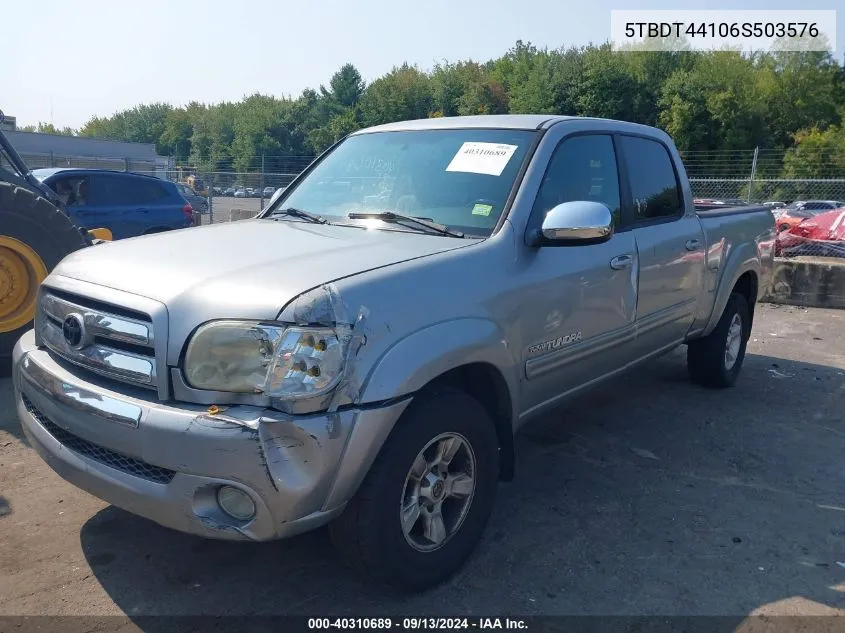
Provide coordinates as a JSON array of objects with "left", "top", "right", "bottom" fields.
[{"left": 0, "top": 111, "right": 111, "bottom": 364}]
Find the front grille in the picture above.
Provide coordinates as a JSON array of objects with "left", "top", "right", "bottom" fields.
[
  {"left": 37, "top": 290, "right": 158, "bottom": 391},
  {"left": 22, "top": 394, "right": 175, "bottom": 485}
]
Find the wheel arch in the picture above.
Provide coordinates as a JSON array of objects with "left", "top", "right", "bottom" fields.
[
  {"left": 702, "top": 243, "right": 761, "bottom": 336},
  {"left": 349, "top": 319, "right": 520, "bottom": 490}
]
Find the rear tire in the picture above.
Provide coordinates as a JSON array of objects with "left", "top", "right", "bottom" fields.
[
  {"left": 687, "top": 292, "right": 750, "bottom": 388},
  {"left": 0, "top": 182, "right": 90, "bottom": 362},
  {"left": 329, "top": 387, "right": 499, "bottom": 591}
]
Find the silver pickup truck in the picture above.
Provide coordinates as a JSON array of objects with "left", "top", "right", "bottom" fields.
[{"left": 12, "top": 115, "right": 774, "bottom": 590}]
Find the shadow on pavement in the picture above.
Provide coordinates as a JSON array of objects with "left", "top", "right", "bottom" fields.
[{"left": 79, "top": 348, "right": 845, "bottom": 623}]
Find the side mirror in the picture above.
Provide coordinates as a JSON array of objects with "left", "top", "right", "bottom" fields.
[{"left": 531, "top": 201, "right": 614, "bottom": 246}]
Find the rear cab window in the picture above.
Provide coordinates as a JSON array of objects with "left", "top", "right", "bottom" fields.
[{"left": 617, "top": 135, "right": 683, "bottom": 224}]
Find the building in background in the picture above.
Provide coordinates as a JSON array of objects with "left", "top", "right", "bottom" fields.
[{"left": 0, "top": 117, "right": 172, "bottom": 178}]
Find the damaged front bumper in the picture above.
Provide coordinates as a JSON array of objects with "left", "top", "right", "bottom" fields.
[{"left": 12, "top": 330, "right": 410, "bottom": 541}]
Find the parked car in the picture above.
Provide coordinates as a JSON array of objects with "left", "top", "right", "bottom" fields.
[
  {"left": 234, "top": 188, "right": 247, "bottom": 198},
  {"left": 224, "top": 187, "right": 237, "bottom": 197},
  {"left": 263, "top": 186, "right": 276, "bottom": 197},
  {"left": 763, "top": 201, "right": 786, "bottom": 209},
  {"left": 175, "top": 182, "right": 208, "bottom": 214},
  {"left": 775, "top": 207, "right": 845, "bottom": 258},
  {"left": 32, "top": 168, "right": 194, "bottom": 239},
  {"left": 775, "top": 200, "right": 845, "bottom": 232},
  {"left": 14, "top": 115, "right": 774, "bottom": 591}
]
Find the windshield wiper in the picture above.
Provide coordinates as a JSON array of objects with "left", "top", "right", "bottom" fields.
[
  {"left": 347, "top": 211, "right": 464, "bottom": 238},
  {"left": 270, "top": 207, "right": 327, "bottom": 224}
]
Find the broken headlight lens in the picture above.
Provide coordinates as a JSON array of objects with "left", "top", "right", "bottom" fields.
[{"left": 184, "top": 321, "right": 346, "bottom": 398}]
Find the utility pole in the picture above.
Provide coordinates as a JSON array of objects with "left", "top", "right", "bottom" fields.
[{"left": 260, "top": 153, "right": 265, "bottom": 205}]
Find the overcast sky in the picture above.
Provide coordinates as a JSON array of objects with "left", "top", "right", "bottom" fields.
[{"left": 5, "top": 0, "right": 843, "bottom": 129}]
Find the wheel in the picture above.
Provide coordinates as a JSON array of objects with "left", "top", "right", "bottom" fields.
[
  {"left": 329, "top": 387, "right": 499, "bottom": 591},
  {"left": 0, "top": 182, "right": 90, "bottom": 362},
  {"left": 687, "top": 292, "right": 750, "bottom": 388}
]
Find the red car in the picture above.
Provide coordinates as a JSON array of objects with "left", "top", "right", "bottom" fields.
[
  {"left": 775, "top": 208, "right": 845, "bottom": 258},
  {"left": 774, "top": 200, "right": 845, "bottom": 232}
]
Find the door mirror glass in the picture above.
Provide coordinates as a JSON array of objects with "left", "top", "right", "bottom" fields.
[{"left": 539, "top": 200, "right": 614, "bottom": 245}]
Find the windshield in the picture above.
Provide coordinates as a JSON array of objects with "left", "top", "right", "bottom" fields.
[{"left": 271, "top": 128, "right": 537, "bottom": 237}]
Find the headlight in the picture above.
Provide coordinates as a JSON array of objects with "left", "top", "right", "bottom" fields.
[{"left": 184, "top": 321, "right": 346, "bottom": 399}]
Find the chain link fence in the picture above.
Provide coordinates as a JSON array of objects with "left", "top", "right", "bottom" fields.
[
  {"left": 8, "top": 144, "right": 845, "bottom": 307},
  {"left": 10, "top": 147, "right": 845, "bottom": 260}
]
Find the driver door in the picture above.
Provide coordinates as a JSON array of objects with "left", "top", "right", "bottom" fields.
[{"left": 518, "top": 134, "right": 639, "bottom": 416}]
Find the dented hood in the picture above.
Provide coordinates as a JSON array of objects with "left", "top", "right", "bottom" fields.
[{"left": 52, "top": 218, "right": 469, "bottom": 338}]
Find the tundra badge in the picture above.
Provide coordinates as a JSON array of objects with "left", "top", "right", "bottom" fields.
[{"left": 527, "top": 331, "right": 582, "bottom": 355}]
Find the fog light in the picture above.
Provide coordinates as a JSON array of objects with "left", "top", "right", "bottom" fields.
[{"left": 216, "top": 485, "right": 256, "bottom": 521}]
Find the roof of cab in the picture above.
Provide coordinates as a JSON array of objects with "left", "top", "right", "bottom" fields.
[
  {"left": 351, "top": 114, "right": 666, "bottom": 137},
  {"left": 353, "top": 114, "right": 574, "bottom": 133}
]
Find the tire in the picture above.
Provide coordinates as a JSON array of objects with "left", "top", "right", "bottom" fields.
[
  {"left": 329, "top": 387, "right": 499, "bottom": 591},
  {"left": 0, "top": 182, "right": 90, "bottom": 362},
  {"left": 687, "top": 292, "right": 750, "bottom": 388}
]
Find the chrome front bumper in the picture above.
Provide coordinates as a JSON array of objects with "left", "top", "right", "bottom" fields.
[{"left": 13, "top": 330, "right": 410, "bottom": 541}]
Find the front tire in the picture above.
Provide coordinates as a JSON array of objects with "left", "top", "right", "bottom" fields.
[
  {"left": 687, "top": 292, "right": 750, "bottom": 388},
  {"left": 329, "top": 387, "right": 499, "bottom": 591}
]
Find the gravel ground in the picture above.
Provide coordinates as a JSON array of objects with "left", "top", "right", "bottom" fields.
[{"left": 2, "top": 303, "right": 845, "bottom": 623}]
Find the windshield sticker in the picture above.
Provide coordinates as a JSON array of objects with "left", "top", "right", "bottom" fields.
[
  {"left": 446, "top": 142, "right": 518, "bottom": 177},
  {"left": 472, "top": 203, "right": 494, "bottom": 216}
]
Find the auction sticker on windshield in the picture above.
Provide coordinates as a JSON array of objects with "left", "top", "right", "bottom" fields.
[
  {"left": 446, "top": 142, "right": 518, "bottom": 176},
  {"left": 472, "top": 203, "right": 494, "bottom": 216}
]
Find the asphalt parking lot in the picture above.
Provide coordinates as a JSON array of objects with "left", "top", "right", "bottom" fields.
[{"left": 2, "top": 303, "right": 845, "bottom": 621}]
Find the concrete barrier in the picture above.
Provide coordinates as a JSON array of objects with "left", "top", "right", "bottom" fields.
[
  {"left": 762, "top": 256, "right": 845, "bottom": 309},
  {"left": 229, "top": 208, "right": 259, "bottom": 222}
]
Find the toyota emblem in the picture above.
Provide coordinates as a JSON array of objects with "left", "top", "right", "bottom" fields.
[{"left": 62, "top": 314, "right": 86, "bottom": 348}]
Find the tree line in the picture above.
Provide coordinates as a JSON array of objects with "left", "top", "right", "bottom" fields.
[{"left": 20, "top": 41, "right": 845, "bottom": 178}]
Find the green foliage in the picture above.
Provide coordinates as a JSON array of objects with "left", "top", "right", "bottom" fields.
[
  {"left": 19, "top": 122, "right": 76, "bottom": 135},
  {"left": 37, "top": 47, "right": 843, "bottom": 180},
  {"left": 782, "top": 124, "right": 845, "bottom": 178},
  {"left": 358, "top": 63, "right": 433, "bottom": 126}
]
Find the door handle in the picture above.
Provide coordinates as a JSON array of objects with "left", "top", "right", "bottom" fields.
[
  {"left": 137, "top": 208, "right": 149, "bottom": 213},
  {"left": 685, "top": 239, "right": 702, "bottom": 251},
  {"left": 610, "top": 255, "right": 633, "bottom": 270}
]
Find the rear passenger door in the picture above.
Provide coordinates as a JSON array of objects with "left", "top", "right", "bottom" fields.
[{"left": 617, "top": 135, "right": 706, "bottom": 355}]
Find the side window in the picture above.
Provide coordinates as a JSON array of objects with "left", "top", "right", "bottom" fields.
[
  {"left": 93, "top": 175, "right": 167, "bottom": 205},
  {"left": 49, "top": 176, "right": 89, "bottom": 207},
  {"left": 532, "top": 135, "right": 621, "bottom": 227},
  {"left": 618, "top": 136, "right": 682, "bottom": 222},
  {"left": 91, "top": 175, "right": 126, "bottom": 205}
]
